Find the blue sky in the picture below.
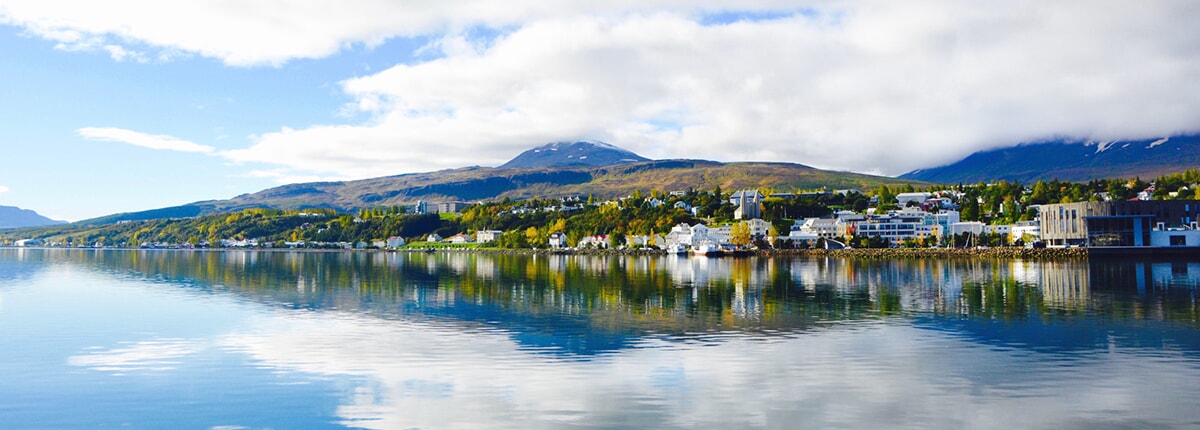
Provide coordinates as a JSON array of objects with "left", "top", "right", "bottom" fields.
[{"left": 0, "top": 1, "right": 1196, "bottom": 221}]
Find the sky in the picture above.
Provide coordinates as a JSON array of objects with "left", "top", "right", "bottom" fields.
[{"left": 0, "top": 1, "right": 1197, "bottom": 221}]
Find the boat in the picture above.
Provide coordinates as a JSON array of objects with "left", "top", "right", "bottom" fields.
[
  {"left": 666, "top": 243, "right": 689, "bottom": 255},
  {"left": 691, "top": 241, "right": 724, "bottom": 257}
]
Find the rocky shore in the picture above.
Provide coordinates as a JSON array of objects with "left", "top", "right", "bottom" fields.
[{"left": 405, "top": 246, "right": 1090, "bottom": 260}]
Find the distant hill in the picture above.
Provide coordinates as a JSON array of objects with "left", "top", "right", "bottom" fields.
[
  {"left": 499, "top": 141, "right": 650, "bottom": 169},
  {"left": 0, "top": 206, "right": 66, "bottom": 229},
  {"left": 901, "top": 134, "right": 1200, "bottom": 184},
  {"left": 75, "top": 160, "right": 927, "bottom": 225}
]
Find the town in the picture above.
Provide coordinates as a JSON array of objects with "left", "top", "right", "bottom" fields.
[{"left": 6, "top": 174, "right": 1200, "bottom": 256}]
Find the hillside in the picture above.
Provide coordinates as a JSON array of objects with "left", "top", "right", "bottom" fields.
[
  {"left": 901, "top": 135, "right": 1200, "bottom": 183},
  {"left": 0, "top": 206, "right": 66, "bottom": 229},
  {"left": 77, "top": 159, "right": 925, "bottom": 224}
]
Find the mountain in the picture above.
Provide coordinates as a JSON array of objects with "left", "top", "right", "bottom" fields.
[
  {"left": 77, "top": 145, "right": 927, "bottom": 225},
  {"left": 901, "top": 135, "right": 1200, "bottom": 184},
  {"left": 0, "top": 206, "right": 66, "bottom": 229},
  {"left": 499, "top": 141, "right": 650, "bottom": 169}
]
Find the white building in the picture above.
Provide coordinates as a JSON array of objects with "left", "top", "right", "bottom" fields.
[
  {"left": 794, "top": 218, "right": 839, "bottom": 239},
  {"left": 730, "top": 190, "right": 764, "bottom": 220},
  {"left": 476, "top": 230, "right": 503, "bottom": 243},
  {"left": 746, "top": 219, "right": 773, "bottom": 238},
  {"left": 896, "top": 192, "right": 932, "bottom": 207},
  {"left": 578, "top": 235, "right": 609, "bottom": 248},
  {"left": 1010, "top": 222, "right": 1041, "bottom": 244},
  {"left": 14, "top": 239, "right": 43, "bottom": 247},
  {"left": 949, "top": 221, "right": 986, "bottom": 236},
  {"left": 386, "top": 236, "right": 406, "bottom": 248},
  {"left": 548, "top": 232, "right": 567, "bottom": 249}
]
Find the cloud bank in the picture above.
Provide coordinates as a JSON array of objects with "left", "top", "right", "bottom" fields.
[{"left": 10, "top": 1, "right": 1200, "bottom": 178}]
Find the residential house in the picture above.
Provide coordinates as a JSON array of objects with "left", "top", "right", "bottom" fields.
[
  {"left": 386, "top": 236, "right": 406, "bottom": 248},
  {"left": 426, "top": 233, "right": 443, "bottom": 243},
  {"left": 794, "top": 218, "right": 839, "bottom": 239},
  {"left": 548, "top": 232, "right": 567, "bottom": 249},
  {"left": 577, "top": 235, "right": 609, "bottom": 249},
  {"left": 476, "top": 230, "right": 503, "bottom": 243},
  {"left": 448, "top": 233, "right": 473, "bottom": 244},
  {"left": 896, "top": 192, "right": 932, "bottom": 207}
]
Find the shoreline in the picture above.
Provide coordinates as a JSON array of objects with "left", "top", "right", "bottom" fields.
[{"left": 1, "top": 245, "right": 1090, "bottom": 260}]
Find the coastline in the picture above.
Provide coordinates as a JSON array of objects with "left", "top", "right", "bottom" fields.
[{"left": 0, "top": 245, "right": 1091, "bottom": 260}]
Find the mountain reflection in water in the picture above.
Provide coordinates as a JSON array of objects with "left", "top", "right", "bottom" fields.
[{"left": 9, "top": 249, "right": 1197, "bottom": 355}]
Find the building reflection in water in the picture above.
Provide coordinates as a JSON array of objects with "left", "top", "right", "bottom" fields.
[{"left": 13, "top": 249, "right": 1199, "bottom": 335}]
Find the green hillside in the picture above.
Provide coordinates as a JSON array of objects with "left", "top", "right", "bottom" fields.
[{"left": 186, "top": 160, "right": 923, "bottom": 216}]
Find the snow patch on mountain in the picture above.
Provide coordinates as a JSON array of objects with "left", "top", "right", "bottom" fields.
[{"left": 1148, "top": 137, "right": 1169, "bottom": 149}]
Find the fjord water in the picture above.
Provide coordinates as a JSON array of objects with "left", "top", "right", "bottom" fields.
[{"left": 1, "top": 249, "right": 1198, "bottom": 429}]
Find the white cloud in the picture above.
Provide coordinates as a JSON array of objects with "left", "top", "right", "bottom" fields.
[
  {"left": 226, "top": 2, "right": 1200, "bottom": 177},
  {"left": 78, "top": 127, "right": 215, "bottom": 153},
  {"left": 13, "top": 1, "right": 1200, "bottom": 177},
  {"left": 0, "top": 0, "right": 804, "bottom": 66},
  {"left": 0, "top": 185, "right": 8, "bottom": 193}
]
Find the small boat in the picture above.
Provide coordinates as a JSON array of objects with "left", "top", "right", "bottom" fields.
[
  {"left": 691, "top": 242, "right": 724, "bottom": 257},
  {"left": 666, "top": 243, "right": 689, "bottom": 255}
]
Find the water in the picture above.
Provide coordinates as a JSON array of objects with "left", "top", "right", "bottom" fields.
[{"left": 1, "top": 249, "right": 1198, "bottom": 429}]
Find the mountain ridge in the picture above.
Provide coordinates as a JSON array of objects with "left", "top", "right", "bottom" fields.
[
  {"left": 0, "top": 205, "right": 67, "bottom": 229},
  {"left": 499, "top": 141, "right": 650, "bottom": 169},
  {"left": 901, "top": 134, "right": 1200, "bottom": 183},
  {"left": 77, "top": 157, "right": 924, "bottom": 225}
]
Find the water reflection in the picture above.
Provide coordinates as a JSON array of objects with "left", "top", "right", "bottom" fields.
[
  {"left": 6, "top": 250, "right": 1198, "bottom": 349},
  {"left": 2, "top": 249, "right": 1199, "bottom": 429}
]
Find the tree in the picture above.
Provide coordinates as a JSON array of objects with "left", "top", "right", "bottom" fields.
[
  {"left": 525, "top": 226, "right": 541, "bottom": 248},
  {"left": 730, "top": 221, "right": 751, "bottom": 246}
]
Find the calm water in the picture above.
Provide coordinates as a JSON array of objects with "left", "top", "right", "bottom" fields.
[{"left": 1, "top": 249, "right": 1198, "bottom": 429}]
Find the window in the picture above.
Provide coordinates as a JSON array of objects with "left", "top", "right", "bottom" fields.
[{"left": 1170, "top": 235, "right": 1186, "bottom": 246}]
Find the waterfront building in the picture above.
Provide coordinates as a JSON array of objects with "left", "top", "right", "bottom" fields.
[{"left": 1040, "top": 201, "right": 1200, "bottom": 248}]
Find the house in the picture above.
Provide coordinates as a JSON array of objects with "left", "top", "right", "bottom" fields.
[
  {"left": 14, "top": 239, "right": 43, "bottom": 247},
  {"left": 548, "top": 232, "right": 567, "bottom": 249},
  {"left": 577, "top": 235, "right": 609, "bottom": 249},
  {"left": 426, "top": 233, "right": 443, "bottom": 243},
  {"left": 372, "top": 240, "right": 387, "bottom": 248},
  {"left": 794, "top": 218, "right": 839, "bottom": 239},
  {"left": 447, "top": 233, "right": 472, "bottom": 244},
  {"left": 896, "top": 192, "right": 932, "bottom": 207},
  {"left": 476, "top": 230, "right": 503, "bottom": 243},
  {"left": 746, "top": 219, "right": 773, "bottom": 238},
  {"left": 386, "top": 236, "right": 406, "bottom": 248},
  {"left": 1010, "top": 221, "right": 1041, "bottom": 245},
  {"left": 673, "top": 201, "right": 692, "bottom": 211}
]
